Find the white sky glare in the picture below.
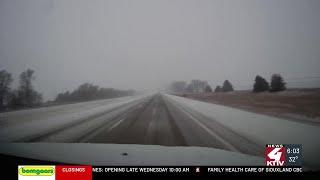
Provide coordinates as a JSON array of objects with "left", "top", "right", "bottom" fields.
[{"left": 1, "top": 0, "right": 320, "bottom": 100}]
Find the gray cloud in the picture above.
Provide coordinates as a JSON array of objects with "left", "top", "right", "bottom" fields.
[{"left": 1, "top": 0, "right": 320, "bottom": 100}]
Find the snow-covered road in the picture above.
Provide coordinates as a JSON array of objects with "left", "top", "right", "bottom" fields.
[
  {"left": 0, "top": 94, "right": 152, "bottom": 141},
  {"left": 0, "top": 93, "right": 319, "bottom": 168}
]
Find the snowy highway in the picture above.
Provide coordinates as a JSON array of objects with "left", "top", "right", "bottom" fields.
[{"left": 0, "top": 93, "right": 320, "bottom": 168}]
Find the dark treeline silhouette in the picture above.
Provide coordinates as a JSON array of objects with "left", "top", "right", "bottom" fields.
[
  {"left": 270, "top": 74, "right": 286, "bottom": 92},
  {"left": 0, "top": 69, "right": 42, "bottom": 111},
  {"left": 55, "top": 83, "right": 135, "bottom": 103},
  {"left": 170, "top": 74, "right": 287, "bottom": 95},
  {"left": 253, "top": 74, "right": 286, "bottom": 92},
  {"left": 253, "top": 75, "right": 269, "bottom": 92},
  {"left": 214, "top": 80, "right": 234, "bottom": 92},
  {"left": 222, "top": 80, "right": 234, "bottom": 92},
  {"left": 214, "top": 86, "right": 222, "bottom": 93}
]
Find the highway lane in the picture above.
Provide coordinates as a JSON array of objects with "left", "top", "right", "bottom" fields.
[
  {"left": 84, "top": 94, "right": 262, "bottom": 157},
  {"left": 0, "top": 94, "right": 153, "bottom": 142},
  {"left": 86, "top": 94, "right": 187, "bottom": 146},
  {"left": 1, "top": 93, "right": 320, "bottom": 168},
  {"left": 0, "top": 93, "right": 263, "bottom": 156}
]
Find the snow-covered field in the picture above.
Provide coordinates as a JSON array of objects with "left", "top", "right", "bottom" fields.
[
  {"left": 164, "top": 94, "right": 320, "bottom": 169},
  {"left": 181, "top": 89, "right": 320, "bottom": 124}
]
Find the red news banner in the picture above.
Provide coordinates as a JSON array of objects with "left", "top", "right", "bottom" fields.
[{"left": 56, "top": 166, "right": 92, "bottom": 180}]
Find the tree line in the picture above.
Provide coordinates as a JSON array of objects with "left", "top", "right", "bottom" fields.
[
  {"left": 54, "top": 83, "right": 135, "bottom": 103},
  {"left": 0, "top": 69, "right": 42, "bottom": 111},
  {"left": 169, "top": 79, "right": 234, "bottom": 93},
  {"left": 169, "top": 74, "right": 286, "bottom": 94},
  {"left": 0, "top": 69, "right": 135, "bottom": 111},
  {"left": 253, "top": 74, "right": 286, "bottom": 92}
]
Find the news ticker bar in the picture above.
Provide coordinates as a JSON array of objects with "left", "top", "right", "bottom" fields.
[
  {"left": 17, "top": 165, "right": 305, "bottom": 179},
  {"left": 93, "top": 166, "right": 303, "bottom": 176}
]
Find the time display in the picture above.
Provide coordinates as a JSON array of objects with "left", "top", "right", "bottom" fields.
[
  {"left": 284, "top": 144, "right": 302, "bottom": 166},
  {"left": 287, "top": 148, "right": 300, "bottom": 154}
]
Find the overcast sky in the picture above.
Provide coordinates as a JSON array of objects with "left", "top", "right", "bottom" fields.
[{"left": 1, "top": 0, "right": 320, "bottom": 100}]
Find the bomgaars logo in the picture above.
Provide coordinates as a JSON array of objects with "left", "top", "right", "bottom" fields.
[
  {"left": 18, "top": 166, "right": 55, "bottom": 180},
  {"left": 265, "top": 144, "right": 286, "bottom": 166}
]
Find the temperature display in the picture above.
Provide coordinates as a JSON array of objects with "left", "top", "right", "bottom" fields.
[{"left": 285, "top": 144, "right": 302, "bottom": 166}]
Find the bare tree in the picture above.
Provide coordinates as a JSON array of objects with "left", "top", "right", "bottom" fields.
[
  {"left": 17, "top": 69, "right": 42, "bottom": 107},
  {"left": 0, "top": 70, "right": 13, "bottom": 109},
  {"left": 190, "top": 80, "right": 208, "bottom": 93}
]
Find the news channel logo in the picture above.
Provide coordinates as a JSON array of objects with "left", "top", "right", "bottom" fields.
[{"left": 265, "top": 144, "right": 302, "bottom": 166}]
